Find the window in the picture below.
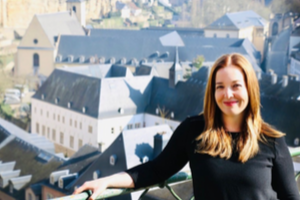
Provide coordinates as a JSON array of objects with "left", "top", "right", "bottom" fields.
[
  {"left": 62, "top": 116, "right": 65, "bottom": 123},
  {"left": 9, "top": 183, "right": 13, "bottom": 193},
  {"left": 78, "top": 139, "right": 83, "bottom": 148},
  {"left": 75, "top": 120, "right": 77, "bottom": 128},
  {"left": 42, "top": 125, "right": 45, "bottom": 136},
  {"left": 60, "top": 132, "right": 64, "bottom": 144},
  {"left": 143, "top": 122, "right": 146, "bottom": 127},
  {"left": 53, "top": 113, "right": 56, "bottom": 120},
  {"left": 58, "top": 115, "right": 60, "bottom": 122},
  {"left": 226, "top": 34, "right": 230, "bottom": 38},
  {"left": 28, "top": 193, "right": 33, "bottom": 200},
  {"left": 36, "top": 123, "right": 39, "bottom": 134},
  {"left": 70, "top": 136, "right": 74, "bottom": 148},
  {"left": 52, "top": 129, "right": 56, "bottom": 141},
  {"left": 40, "top": 109, "right": 43, "bottom": 116},
  {"left": 47, "top": 127, "right": 50, "bottom": 138},
  {"left": 155, "top": 122, "right": 159, "bottom": 125},
  {"left": 33, "top": 53, "right": 39, "bottom": 67},
  {"left": 111, "top": 127, "right": 114, "bottom": 134},
  {"left": 127, "top": 124, "right": 133, "bottom": 129},
  {"left": 46, "top": 193, "right": 53, "bottom": 199},
  {"left": 72, "top": 6, "right": 76, "bottom": 13},
  {"left": 88, "top": 126, "right": 93, "bottom": 134},
  {"left": 213, "top": 33, "right": 217, "bottom": 38},
  {"left": 33, "top": 39, "right": 38, "bottom": 44},
  {"left": 135, "top": 123, "right": 140, "bottom": 128},
  {"left": 80, "top": 122, "right": 82, "bottom": 129},
  {"left": 70, "top": 119, "right": 72, "bottom": 126}
]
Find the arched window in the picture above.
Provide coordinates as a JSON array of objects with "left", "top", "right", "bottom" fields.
[
  {"left": 73, "top": 6, "right": 76, "bottom": 13},
  {"left": 33, "top": 53, "right": 39, "bottom": 67},
  {"left": 272, "top": 22, "right": 278, "bottom": 36}
]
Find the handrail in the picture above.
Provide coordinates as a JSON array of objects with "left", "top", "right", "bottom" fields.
[
  {"left": 50, "top": 171, "right": 191, "bottom": 200},
  {"left": 50, "top": 148, "right": 300, "bottom": 200}
]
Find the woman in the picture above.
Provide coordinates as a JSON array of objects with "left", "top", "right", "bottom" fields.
[{"left": 74, "top": 53, "right": 300, "bottom": 200}]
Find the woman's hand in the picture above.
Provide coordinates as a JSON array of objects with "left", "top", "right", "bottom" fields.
[
  {"left": 72, "top": 172, "right": 134, "bottom": 200},
  {"left": 73, "top": 178, "right": 109, "bottom": 200}
]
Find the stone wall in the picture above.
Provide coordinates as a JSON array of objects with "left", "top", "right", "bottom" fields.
[{"left": 1, "top": 0, "right": 133, "bottom": 28}]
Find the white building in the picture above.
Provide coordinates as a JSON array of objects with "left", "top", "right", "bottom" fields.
[{"left": 31, "top": 64, "right": 181, "bottom": 156}]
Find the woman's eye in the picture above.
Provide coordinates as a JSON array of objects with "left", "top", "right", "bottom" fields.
[
  {"left": 233, "top": 84, "right": 241, "bottom": 88},
  {"left": 216, "top": 86, "right": 223, "bottom": 89}
]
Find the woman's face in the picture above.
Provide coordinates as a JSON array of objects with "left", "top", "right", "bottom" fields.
[{"left": 214, "top": 64, "right": 249, "bottom": 119}]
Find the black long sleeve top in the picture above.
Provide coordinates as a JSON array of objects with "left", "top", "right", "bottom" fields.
[{"left": 126, "top": 115, "right": 300, "bottom": 200}]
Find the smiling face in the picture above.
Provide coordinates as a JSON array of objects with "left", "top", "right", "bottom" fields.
[{"left": 214, "top": 64, "right": 249, "bottom": 120}]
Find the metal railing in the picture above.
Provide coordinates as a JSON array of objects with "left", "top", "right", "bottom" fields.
[{"left": 50, "top": 147, "right": 300, "bottom": 200}]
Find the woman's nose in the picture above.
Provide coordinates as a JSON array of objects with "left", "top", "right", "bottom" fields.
[{"left": 224, "top": 88, "right": 234, "bottom": 99}]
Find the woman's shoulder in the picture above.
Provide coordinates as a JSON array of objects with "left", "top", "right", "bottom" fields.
[
  {"left": 181, "top": 114, "right": 205, "bottom": 134},
  {"left": 186, "top": 113, "right": 205, "bottom": 123}
]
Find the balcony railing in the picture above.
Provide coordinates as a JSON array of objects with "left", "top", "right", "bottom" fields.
[{"left": 50, "top": 147, "right": 300, "bottom": 200}]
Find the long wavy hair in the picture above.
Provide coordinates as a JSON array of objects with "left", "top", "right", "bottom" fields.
[{"left": 195, "top": 53, "right": 284, "bottom": 163}]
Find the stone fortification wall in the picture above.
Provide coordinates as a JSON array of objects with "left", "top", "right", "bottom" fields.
[{"left": 1, "top": 0, "right": 132, "bottom": 28}]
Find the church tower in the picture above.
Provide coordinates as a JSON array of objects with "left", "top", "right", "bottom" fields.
[
  {"left": 66, "top": 0, "right": 86, "bottom": 27},
  {"left": 169, "top": 47, "right": 183, "bottom": 88}
]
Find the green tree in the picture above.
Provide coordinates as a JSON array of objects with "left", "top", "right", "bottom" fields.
[{"left": 193, "top": 55, "right": 205, "bottom": 70}]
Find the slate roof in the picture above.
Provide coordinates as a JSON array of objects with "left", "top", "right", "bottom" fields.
[
  {"left": 41, "top": 144, "right": 101, "bottom": 194},
  {"left": 292, "top": 26, "right": 300, "bottom": 36},
  {"left": 0, "top": 126, "right": 64, "bottom": 199},
  {"left": 66, "top": 0, "right": 85, "bottom": 2},
  {"left": 0, "top": 118, "right": 55, "bottom": 153},
  {"left": 32, "top": 67, "right": 153, "bottom": 119},
  {"left": 206, "top": 10, "right": 267, "bottom": 30},
  {"left": 56, "top": 34, "right": 261, "bottom": 71},
  {"left": 141, "top": 27, "right": 204, "bottom": 36},
  {"left": 33, "top": 69, "right": 101, "bottom": 118},
  {"left": 36, "top": 11, "right": 85, "bottom": 46},
  {"left": 67, "top": 125, "right": 173, "bottom": 200},
  {"left": 259, "top": 73, "right": 300, "bottom": 99}
]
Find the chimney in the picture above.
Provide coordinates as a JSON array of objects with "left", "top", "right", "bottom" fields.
[
  {"left": 153, "top": 132, "right": 168, "bottom": 159},
  {"left": 282, "top": 75, "right": 288, "bottom": 87},
  {"left": 268, "top": 69, "right": 274, "bottom": 75},
  {"left": 255, "top": 70, "right": 262, "bottom": 80},
  {"left": 271, "top": 73, "right": 277, "bottom": 84},
  {"left": 288, "top": 74, "right": 300, "bottom": 81}
]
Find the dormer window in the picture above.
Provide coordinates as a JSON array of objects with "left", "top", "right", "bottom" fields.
[
  {"left": 82, "top": 107, "right": 86, "bottom": 113},
  {"left": 56, "top": 55, "right": 62, "bottom": 62},
  {"left": 131, "top": 58, "right": 138, "bottom": 66},
  {"left": 140, "top": 58, "right": 147, "bottom": 64},
  {"left": 142, "top": 156, "right": 149, "bottom": 163},
  {"left": 118, "top": 108, "right": 124, "bottom": 114},
  {"left": 68, "top": 55, "right": 74, "bottom": 63},
  {"left": 109, "top": 57, "right": 116, "bottom": 64},
  {"left": 41, "top": 94, "right": 45, "bottom": 100},
  {"left": 170, "top": 112, "right": 174, "bottom": 118},
  {"left": 79, "top": 56, "right": 85, "bottom": 63},
  {"left": 120, "top": 57, "right": 126, "bottom": 65},
  {"left": 93, "top": 170, "right": 101, "bottom": 180},
  {"left": 67, "top": 102, "right": 72, "bottom": 108},
  {"left": 110, "top": 155, "right": 117, "bottom": 166},
  {"left": 9, "top": 183, "right": 13, "bottom": 194},
  {"left": 33, "top": 39, "right": 38, "bottom": 44},
  {"left": 99, "top": 57, "right": 105, "bottom": 64},
  {"left": 90, "top": 56, "right": 95, "bottom": 63},
  {"left": 55, "top": 98, "right": 59, "bottom": 104}
]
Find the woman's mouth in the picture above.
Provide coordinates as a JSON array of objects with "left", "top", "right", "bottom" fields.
[{"left": 224, "top": 101, "right": 238, "bottom": 106}]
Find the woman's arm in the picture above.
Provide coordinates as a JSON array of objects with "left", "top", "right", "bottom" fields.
[
  {"left": 73, "top": 116, "right": 197, "bottom": 199},
  {"left": 73, "top": 172, "right": 134, "bottom": 200},
  {"left": 272, "top": 137, "right": 300, "bottom": 200}
]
